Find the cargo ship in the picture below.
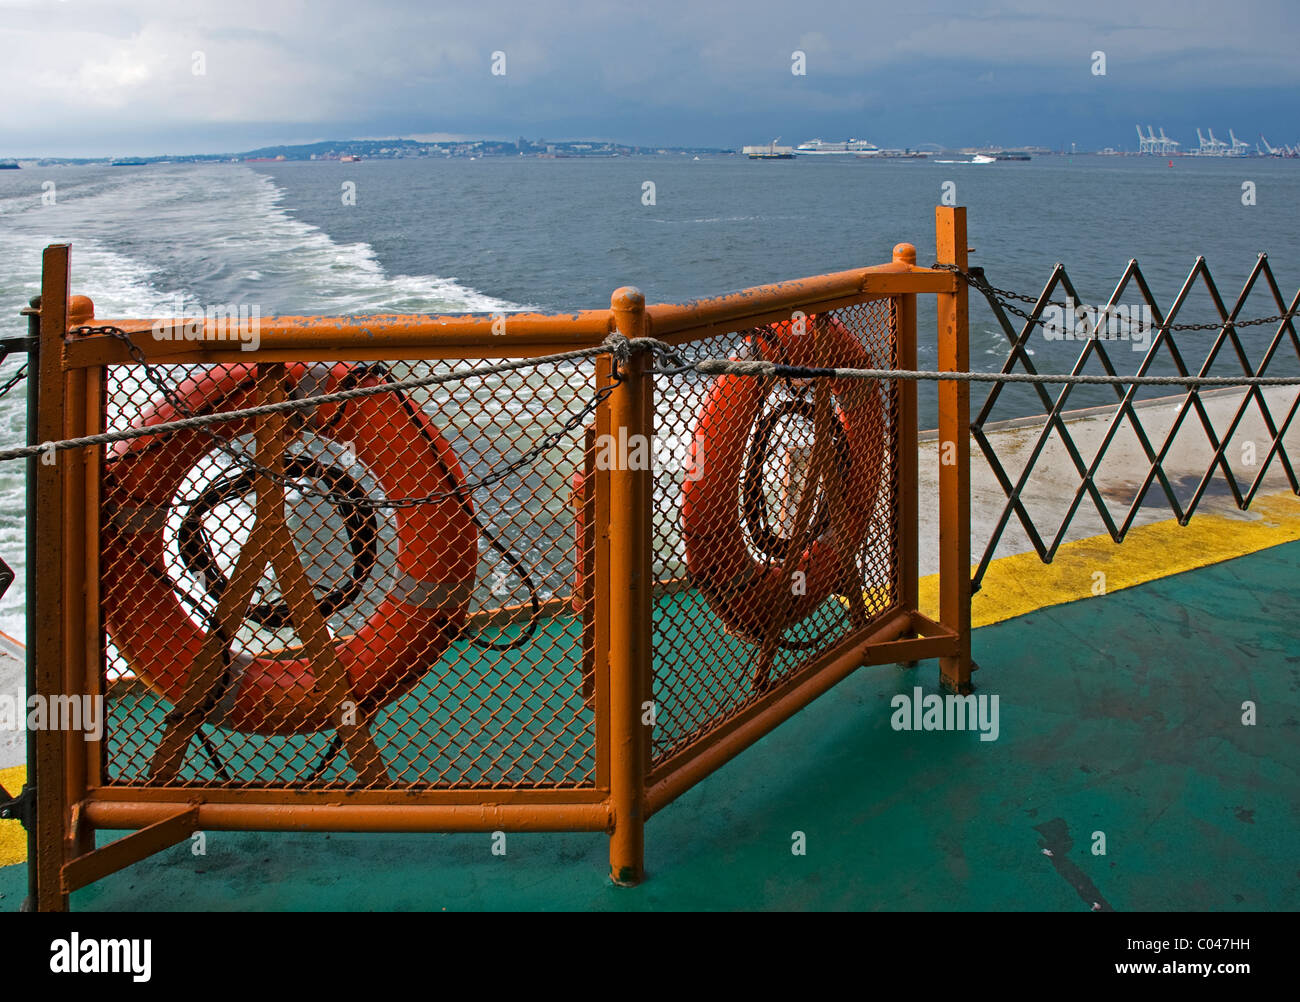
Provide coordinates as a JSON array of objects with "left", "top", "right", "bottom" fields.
[{"left": 742, "top": 139, "right": 795, "bottom": 159}]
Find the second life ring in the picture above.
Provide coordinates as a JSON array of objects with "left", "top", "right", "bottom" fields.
[
  {"left": 681, "top": 314, "right": 889, "bottom": 645},
  {"left": 101, "top": 362, "right": 478, "bottom": 736}
]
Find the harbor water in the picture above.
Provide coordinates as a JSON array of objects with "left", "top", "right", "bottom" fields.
[{"left": 2, "top": 155, "right": 1298, "bottom": 640}]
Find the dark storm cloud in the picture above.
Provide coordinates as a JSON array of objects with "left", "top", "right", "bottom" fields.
[{"left": 2, "top": 0, "right": 1297, "bottom": 155}]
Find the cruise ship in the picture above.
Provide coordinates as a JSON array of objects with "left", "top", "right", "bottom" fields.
[{"left": 794, "top": 138, "right": 883, "bottom": 156}]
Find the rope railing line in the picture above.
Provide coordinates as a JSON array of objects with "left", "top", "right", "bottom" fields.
[
  {"left": 688, "top": 357, "right": 1300, "bottom": 387},
  {"left": 5, "top": 332, "right": 1297, "bottom": 464},
  {"left": 3, "top": 335, "right": 634, "bottom": 465}
]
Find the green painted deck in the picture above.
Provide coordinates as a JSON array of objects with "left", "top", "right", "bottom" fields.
[{"left": 3, "top": 540, "right": 1297, "bottom": 911}]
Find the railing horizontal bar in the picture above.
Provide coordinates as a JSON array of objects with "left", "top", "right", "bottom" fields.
[
  {"left": 88, "top": 785, "right": 609, "bottom": 806},
  {"left": 78, "top": 344, "right": 610, "bottom": 366},
  {"left": 65, "top": 318, "right": 616, "bottom": 368},
  {"left": 908, "top": 611, "right": 958, "bottom": 638},
  {"left": 648, "top": 293, "right": 889, "bottom": 347},
  {"left": 65, "top": 267, "right": 954, "bottom": 368},
  {"left": 869, "top": 633, "right": 960, "bottom": 661},
  {"left": 645, "top": 265, "right": 952, "bottom": 338},
  {"left": 84, "top": 799, "right": 613, "bottom": 833}
]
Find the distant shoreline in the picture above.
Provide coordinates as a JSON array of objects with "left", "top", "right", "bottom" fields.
[{"left": 7, "top": 149, "right": 1299, "bottom": 167}]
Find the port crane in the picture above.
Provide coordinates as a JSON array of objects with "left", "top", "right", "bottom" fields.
[
  {"left": 1196, "top": 128, "right": 1226, "bottom": 155},
  {"left": 1256, "top": 135, "right": 1298, "bottom": 158},
  {"left": 1136, "top": 125, "right": 1179, "bottom": 155}
]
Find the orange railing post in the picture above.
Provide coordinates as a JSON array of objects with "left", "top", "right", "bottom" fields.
[
  {"left": 61, "top": 299, "right": 98, "bottom": 876},
  {"left": 935, "top": 207, "right": 974, "bottom": 692},
  {"left": 893, "top": 244, "right": 920, "bottom": 626},
  {"left": 606, "top": 287, "right": 651, "bottom": 885},
  {"left": 33, "top": 245, "right": 72, "bottom": 911}
]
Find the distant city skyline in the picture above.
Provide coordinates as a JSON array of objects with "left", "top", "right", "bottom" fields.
[
  {"left": 13, "top": 130, "right": 1298, "bottom": 165},
  {"left": 2, "top": 0, "right": 1297, "bottom": 158}
]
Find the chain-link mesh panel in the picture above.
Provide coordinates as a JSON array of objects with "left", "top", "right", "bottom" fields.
[
  {"left": 101, "top": 354, "right": 602, "bottom": 789},
  {"left": 650, "top": 299, "right": 901, "bottom": 766}
]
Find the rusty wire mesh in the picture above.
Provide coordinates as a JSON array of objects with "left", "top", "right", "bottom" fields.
[
  {"left": 649, "top": 299, "right": 901, "bottom": 767},
  {"left": 970, "top": 256, "right": 1300, "bottom": 589},
  {"left": 100, "top": 352, "right": 603, "bottom": 789}
]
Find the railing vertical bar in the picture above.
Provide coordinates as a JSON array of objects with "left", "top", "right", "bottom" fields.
[
  {"left": 592, "top": 372, "right": 612, "bottom": 791},
  {"left": 606, "top": 287, "right": 650, "bottom": 886},
  {"left": 34, "top": 244, "right": 71, "bottom": 911},
  {"left": 893, "top": 245, "right": 919, "bottom": 621},
  {"left": 61, "top": 313, "right": 94, "bottom": 863},
  {"left": 935, "top": 208, "right": 973, "bottom": 693},
  {"left": 82, "top": 357, "right": 106, "bottom": 791}
]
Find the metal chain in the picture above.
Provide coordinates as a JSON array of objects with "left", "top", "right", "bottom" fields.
[
  {"left": 83, "top": 325, "right": 624, "bottom": 511},
  {"left": 932, "top": 263, "right": 1300, "bottom": 332},
  {"left": 0, "top": 360, "right": 27, "bottom": 400}
]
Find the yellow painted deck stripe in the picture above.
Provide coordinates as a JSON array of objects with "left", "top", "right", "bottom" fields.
[
  {"left": 1, "top": 493, "right": 1295, "bottom": 872},
  {"left": 0, "top": 764, "right": 25, "bottom": 868},
  {"left": 919, "top": 490, "right": 1300, "bottom": 628}
]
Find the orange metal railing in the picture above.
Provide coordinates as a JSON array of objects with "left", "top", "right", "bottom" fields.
[{"left": 26, "top": 208, "right": 972, "bottom": 909}]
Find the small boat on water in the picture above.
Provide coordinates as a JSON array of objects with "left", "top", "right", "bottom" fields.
[{"left": 933, "top": 153, "right": 996, "bottom": 165}]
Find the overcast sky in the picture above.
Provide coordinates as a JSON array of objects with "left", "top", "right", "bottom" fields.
[{"left": 3, "top": 0, "right": 1298, "bottom": 156}]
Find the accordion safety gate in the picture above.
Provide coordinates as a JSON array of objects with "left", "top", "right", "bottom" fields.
[{"left": 24, "top": 208, "right": 974, "bottom": 910}]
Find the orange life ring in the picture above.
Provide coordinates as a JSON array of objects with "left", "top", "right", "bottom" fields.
[
  {"left": 101, "top": 362, "right": 477, "bottom": 735},
  {"left": 681, "top": 315, "right": 888, "bottom": 644}
]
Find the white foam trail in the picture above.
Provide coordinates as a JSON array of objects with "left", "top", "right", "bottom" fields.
[
  {"left": 242, "top": 171, "right": 528, "bottom": 315},
  {"left": 0, "top": 228, "right": 186, "bottom": 641},
  {"left": 0, "top": 164, "right": 531, "bottom": 644}
]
